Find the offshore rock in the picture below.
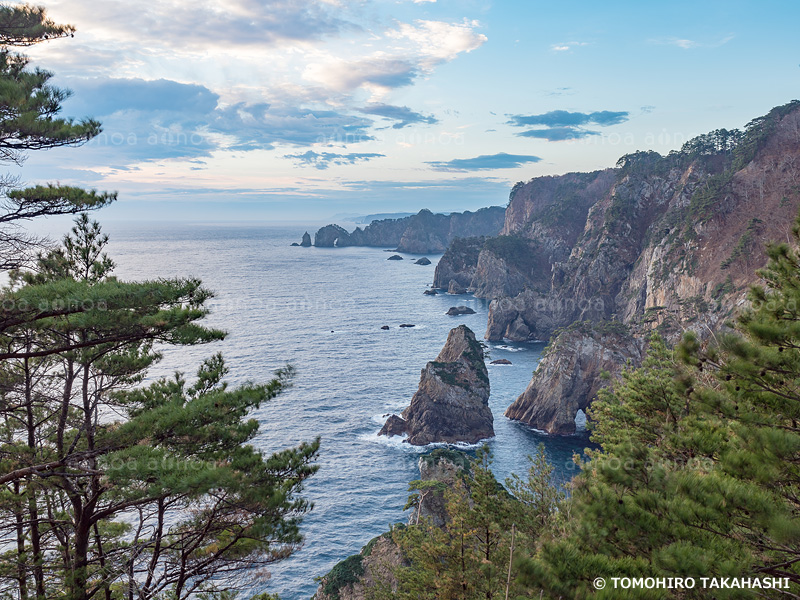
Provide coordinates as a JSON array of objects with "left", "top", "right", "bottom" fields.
[
  {"left": 423, "top": 289, "right": 438, "bottom": 295},
  {"left": 300, "top": 231, "right": 312, "bottom": 247},
  {"left": 314, "top": 224, "right": 350, "bottom": 247},
  {"left": 490, "top": 359, "right": 512, "bottom": 365},
  {"left": 505, "top": 323, "right": 644, "bottom": 434},
  {"left": 415, "top": 257, "right": 432, "bottom": 265},
  {"left": 387, "top": 254, "right": 404, "bottom": 261},
  {"left": 379, "top": 325, "right": 493, "bottom": 445},
  {"left": 446, "top": 306, "right": 476, "bottom": 316}
]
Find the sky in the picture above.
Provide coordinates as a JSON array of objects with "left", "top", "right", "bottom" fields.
[{"left": 10, "top": 0, "right": 800, "bottom": 222}]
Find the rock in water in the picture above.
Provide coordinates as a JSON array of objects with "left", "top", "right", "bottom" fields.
[
  {"left": 414, "top": 257, "right": 432, "bottom": 265},
  {"left": 387, "top": 254, "right": 404, "bottom": 260},
  {"left": 505, "top": 325, "right": 644, "bottom": 434},
  {"left": 290, "top": 242, "right": 300, "bottom": 246},
  {"left": 379, "top": 324, "right": 492, "bottom": 445},
  {"left": 448, "top": 279, "right": 467, "bottom": 294},
  {"left": 300, "top": 231, "right": 312, "bottom": 247},
  {"left": 380, "top": 325, "right": 390, "bottom": 330},
  {"left": 399, "top": 323, "right": 415, "bottom": 328},
  {"left": 446, "top": 306, "right": 476, "bottom": 316},
  {"left": 490, "top": 358, "right": 512, "bottom": 365},
  {"left": 423, "top": 289, "right": 438, "bottom": 295}
]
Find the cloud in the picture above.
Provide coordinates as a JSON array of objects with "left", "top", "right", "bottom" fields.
[
  {"left": 517, "top": 127, "right": 600, "bottom": 141},
  {"left": 550, "top": 41, "right": 588, "bottom": 52},
  {"left": 304, "top": 58, "right": 419, "bottom": 92},
  {"left": 284, "top": 151, "right": 386, "bottom": 170},
  {"left": 507, "top": 110, "right": 629, "bottom": 142},
  {"left": 507, "top": 110, "right": 629, "bottom": 128},
  {"left": 46, "top": 0, "right": 357, "bottom": 50},
  {"left": 358, "top": 104, "right": 438, "bottom": 128},
  {"left": 650, "top": 34, "right": 735, "bottom": 50},
  {"left": 60, "top": 78, "right": 375, "bottom": 162},
  {"left": 303, "top": 19, "right": 486, "bottom": 97},
  {"left": 427, "top": 152, "right": 542, "bottom": 172}
]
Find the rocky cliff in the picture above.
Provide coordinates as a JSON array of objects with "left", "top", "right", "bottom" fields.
[
  {"left": 312, "top": 206, "right": 505, "bottom": 252},
  {"left": 379, "top": 324, "right": 493, "bottom": 445},
  {"left": 504, "top": 322, "right": 645, "bottom": 434},
  {"left": 438, "top": 101, "right": 800, "bottom": 433}
]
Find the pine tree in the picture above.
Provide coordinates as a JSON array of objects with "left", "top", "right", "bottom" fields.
[{"left": 0, "top": 217, "right": 320, "bottom": 599}]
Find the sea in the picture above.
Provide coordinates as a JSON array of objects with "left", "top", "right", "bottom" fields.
[{"left": 85, "top": 221, "right": 592, "bottom": 599}]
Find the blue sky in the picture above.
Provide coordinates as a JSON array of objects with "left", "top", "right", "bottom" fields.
[{"left": 12, "top": 0, "right": 800, "bottom": 221}]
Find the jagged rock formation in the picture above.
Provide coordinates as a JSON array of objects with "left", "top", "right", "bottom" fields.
[
  {"left": 379, "top": 325, "right": 492, "bottom": 445},
  {"left": 505, "top": 323, "right": 645, "bottom": 434},
  {"left": 436, "top": 102, "right": 800, "bottom": 433},
  {"left": 300, "top": 231, "right": 312, "bottom": 247},
  {"left": 312, "top": 207, "right": 505, "bottom": 253}
]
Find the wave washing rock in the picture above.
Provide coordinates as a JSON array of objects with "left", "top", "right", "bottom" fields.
[
  {"left": 505, "top": 323, "right": 645, "bottom": 434},
  {"left": 311, "top": 207, "right": 505, "bottom": 253},
  {"left": 379, "top": 324, "right": 492, "bottom": 445},
  {"left": 414, "top": 257, "right": 431, "bottom": 265}
]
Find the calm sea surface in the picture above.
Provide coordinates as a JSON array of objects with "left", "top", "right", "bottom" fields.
[{"left": 95, "top": 222, "right": 591, "bottom": 599}]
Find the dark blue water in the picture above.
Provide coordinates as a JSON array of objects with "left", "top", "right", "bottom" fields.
[{"left": 98, "top": 222, "right": 590, "bottom": 599}]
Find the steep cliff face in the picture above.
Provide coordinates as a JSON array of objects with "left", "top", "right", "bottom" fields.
[
  {"left": 504, "top": 323, "right": 645, "bottom": 434},
  {"left": 379, "top": 324, "right": 493, "bottom": 445},
  {"left": 438, "top": 102, "right": 800, "bottom": 434},
  {"left": 312, "top": 207, "right": 505, "bottom": 253},
  {"left": 476, "top": 102, "right": 800, "bottom": 345}
]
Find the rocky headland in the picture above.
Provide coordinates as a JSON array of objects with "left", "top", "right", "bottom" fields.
[
  {"left": 379, "top": 324, "right": 492, "bottom": 445},
  {"left": 310, "top": 206, "right": 505, "bottom": 253},
  {"left": 434, "top": 101, "right": 800, "bottom": 433}
]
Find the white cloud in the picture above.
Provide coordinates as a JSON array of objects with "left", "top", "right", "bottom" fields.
[{"left": 550, "top": 41, "right": 589, "bottom": 52}]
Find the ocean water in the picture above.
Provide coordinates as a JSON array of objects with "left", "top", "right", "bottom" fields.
[{"left": 97, "top": 222, "right": 592, "bottom": 600}]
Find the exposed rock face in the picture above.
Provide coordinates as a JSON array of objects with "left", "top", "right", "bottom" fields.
[
  {"left": 414, "top": 449, "right": 470, "bottom": 527},
  {"left": 432, "top": 236, "right": 485, "bottom": 290},
  {"left": 423, "top": 289, "right": 438, "bottom": 295},
  {"left": 505, "top": 324, "right": 645, "bottom": 434},
  {"left": 314, "top": 224, "right": 350, "bottom": 247},
  {"left": 446, "top": 306, "right": 476, "bottom": 316},
  {"left": 379, "top": 325, "right": 493, "bottom": 445},
  {"left": 414, "top": 257, "right": 432, "bottom": 265},
  {"left": 447, "top": 280, "right": 466, "bottom": 294},
  {"left": 312, "top": 207, "right": 505, "bottom": 252},
  {"left": 435, "top": 102, "right": 800, "bottom": 433},
  {"left": 300, "top": 231, "right": 312, "bottom": 247}
]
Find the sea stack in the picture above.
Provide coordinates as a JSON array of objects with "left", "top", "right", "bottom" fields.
[
  {"left": 379, "top": 324, "right": 493, "bottom": 445},
  {"left": 300, "top": 231, "right": 312, "bottom": 247}
]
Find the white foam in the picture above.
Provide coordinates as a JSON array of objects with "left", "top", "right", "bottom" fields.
[
  {"left": 361, "top": 429, "right": 495, "bottom": 452},
  {"left": 493, "top": 345, "right": 525, "bottom": 352}
]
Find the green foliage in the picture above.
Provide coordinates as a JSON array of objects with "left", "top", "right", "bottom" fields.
[
  {"left": 482, "top": 234, "right": 540, "bottom": 275},
  {"left": 0, "top": 218, "right": 320, "bottom": 599},
  {"left": 323, "top": 554, "right": 365, "bottom": 600},
  {"left": 419, "top": 448, "right": 472, "bottom": 472}
]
